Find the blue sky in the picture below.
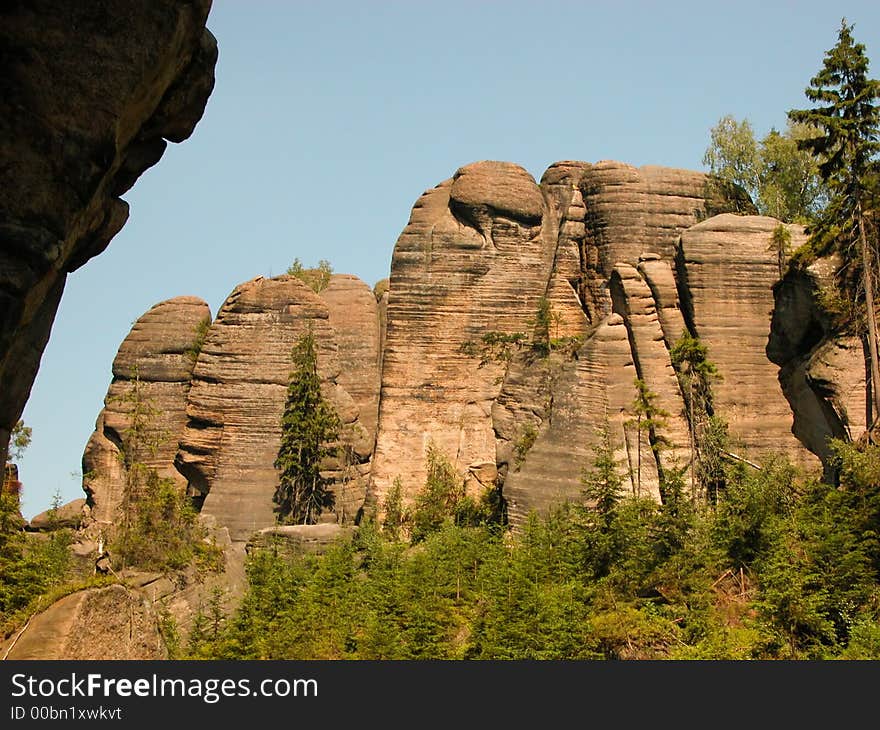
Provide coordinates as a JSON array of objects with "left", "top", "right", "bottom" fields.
[{"left": 16, "top": 0, "right": 880, "bottom": 519}]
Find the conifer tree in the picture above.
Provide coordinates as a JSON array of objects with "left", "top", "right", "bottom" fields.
[
  {"left": 628, "top": 378, "right": 669, "bottom": 497},
  {"left": 670, "top": 331, "right": 721, "bottom": 501},
  {"left": 789, "top": 18, "right": 880, "bottom": 431},
  {"left": 274, "top": 329, "right": 341, "bottom": 524},
  {"left": 581, "top": 423, "right": 624, "bottom": 524}
]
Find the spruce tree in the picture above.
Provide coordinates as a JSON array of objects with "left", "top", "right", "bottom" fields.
[
  {"left": 788, "top": 18, "right": 880, "bottom": 430},
  {"left": 581, "top": 423, "right": 624, "bottom": 524},
  {"left": 274, "top": 329, "right": 341, "bottom": 524}
]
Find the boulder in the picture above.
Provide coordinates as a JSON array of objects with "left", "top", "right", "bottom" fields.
[
  {"left": 27, "top": 498, "right": 87, "bottom": 531},
  {"left": 246, "top": 523, "right": 357, "bottom": 556},
  {"left": 0, "top": 585, "right": 165, "bottom": 660}
]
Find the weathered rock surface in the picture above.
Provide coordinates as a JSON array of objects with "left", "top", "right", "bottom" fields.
[
  {"left": 504, "top": 315, "right": 641, "bottom": 524},
  {"left": 175, "top": 275, "right": 379, "bottom": 541},
  {"left": 175, "top": 276, "right": 336, "bottom": 541},
  {"left": 543, "top": 161, "right": 756, "bottom": 323},
  {"left": 369, "top": 161, "right": 559, "bottom": 511},
  {"left": 0, "top": 585, "right": 165, "bottom": 660},
  {"left": 246, "top": 523, "right": 357, "bottom": 556},
  {"left": 371, "top": 160, "right": 754, "bottom": 519},
  {"left": 609, "top": 262, "right": 691, "bottom": 480},
  {"left": 678, "top": 215, "right": 817, "bottom": 469},
  {"left": 27, "top": 498, "right": 87, "bottom": 531},
  {"left": 0, "top": 1, "right": 217, "bottom": 466},
  {"left": 82, "top": 296, "right": 211, "bottom": 527},
  {"left": 768, "top": 254, "right": 868, "bottom": 466}
]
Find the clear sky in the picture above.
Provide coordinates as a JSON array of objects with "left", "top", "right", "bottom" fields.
[{"left": 15, "top": 0, "right": 880, "bottom": 519}]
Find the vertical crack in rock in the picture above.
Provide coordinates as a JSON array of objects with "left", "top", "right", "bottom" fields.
[
  {"left": 503, "top": 315, "right": 637, "bottom": 525},
  {"left": 767, "top": 254, "right": 866, "bottom": 473},
  {"left": 609, "top": 263, "right": 691, "bottom": 494},
  {"left": 679, "top": 214, "right": 818, "bottom": 469},
  {"left": 82, "top": 296, "right": 211, "bottom": 529}
]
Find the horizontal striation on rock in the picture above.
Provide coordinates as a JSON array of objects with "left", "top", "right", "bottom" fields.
[
  {"left": 82, "top": 296, "right": 210, "bottom": 526},
  {"left": 580, "top": 162, "right": 717, "bottom": 275},
  {"left": 319, "top": 275, "right": 381, "bottom": 447},
  {"left": 678, "top": 214, "right": 817, "bottom": 468},
  {"left": 370, "top": 161, "right": 559, "bottom": 510},
  {"left": 540, "top": 161, "right": 754, "bottom": 326},
  {"left": 319, "top": 274, "right": 382, "bottom": 521},
  {"left": 177, "top": 276, "right": 337, "bottom": 541},
  {"left": 638, "top": 256, "right": 689, "bottom": 351}
]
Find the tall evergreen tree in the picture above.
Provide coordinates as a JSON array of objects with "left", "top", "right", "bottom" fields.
[
  {"left": 274, "top": 329, "right": 341, "bottom": 524},
  {"left": 788, "top": 18, "right": 880, "bottom": 431}
]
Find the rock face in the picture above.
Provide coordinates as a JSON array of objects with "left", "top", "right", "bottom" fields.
[
  {"left": 0, "top": 0, "right": 217, "bottom": 466},
  {"left": 370, "top": 160, "right": 753, "bottom": 518},
  {"left": 368, "top": 161, "right": 559, "bottom": 511},
  {"left": 175, "top": 274, "right": 380, "bottom": 541},
  {"left": 76, "top": 160, "right": 855, "bottom": 542},
  {"left": 544, "top": 161, "right": 756, "bottom": 322},
  {"left": 503, "top": 315, "right": 642, "bottom": 524},
  {"left": 768, "top": 254, "right": 868, "bottom": 467},
  {"left": 678, "top": 215, "right": 816, "bottom": 468},
  {"left": 82, "top": 296, "right": 211, "bottom": 528},
  {"left": 0, "top": 585, "right": 165, "bottom": 660}
]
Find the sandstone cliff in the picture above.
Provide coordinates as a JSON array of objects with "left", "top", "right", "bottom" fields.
[
  {"left": 11, "top": 155, "right": 865, "bottom": 661},
  {"left": 77, "top": 160, "right": 852, "bottom": 541},
  {"left": 82, "top": 296, "right": 211, "bottom": 528},
  {"left": 0, "top": 0, "right": 217, "bottom": 466},
  {"left": 175, "top": 274, "right": 380, "bottom": 541}
]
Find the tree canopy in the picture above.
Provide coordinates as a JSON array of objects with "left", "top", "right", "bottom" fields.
[{"left": 703, "top": 115, "right": 826, "bottom": 223}]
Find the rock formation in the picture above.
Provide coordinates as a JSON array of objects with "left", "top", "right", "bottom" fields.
[
  {"left": 368, "top": 161, "right": 559, "bottom": 512},
  {"left": 11, "top": 154, "right": 867, "bottom": 662},
  {"left": 175, "top": 274, "right": 380, "bottom": 541},
  {"left": 768, "top": 254, "right": 868, "bottom": 468},
  {"left": 0, "top": 584, "right": 166, "bottom": 660},
  {"left": 82, "top": 296, "right": 211, "bottom": 528},
  {"left": 678, "top": 215, "right": 817, "bottom": 469},
  {"left": 370, "top": 160, "right": 755, "bottom": 519},
  {"left": 0, "top": 0, "right": 217, "bottom": 466},
  {"left": 74, "top": 160, "right": 852, "bottom": 541}
]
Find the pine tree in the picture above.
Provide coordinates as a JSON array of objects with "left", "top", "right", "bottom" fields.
[
  {"left": 788, "top": 18, "right": 880, "bottom": 432},
  {"left": 274, "top": 329, "right": 341, "bottom": 524},
  {"left": 581, "top": 423, "right": 624, "bottom": 524}
]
